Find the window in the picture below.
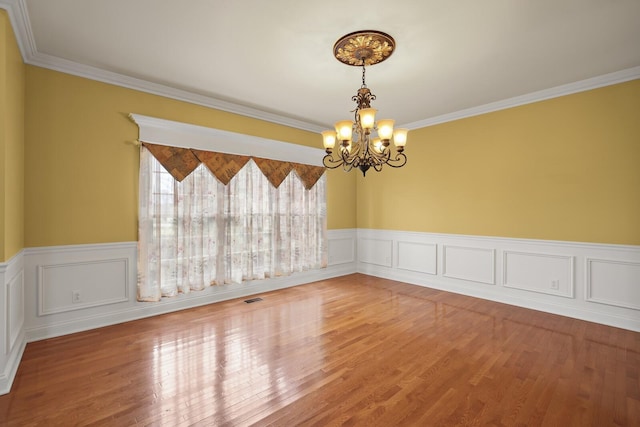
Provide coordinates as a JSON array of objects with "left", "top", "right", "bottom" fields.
[{"left": 137, "top": 145, "right": 327, "bottom": 302}]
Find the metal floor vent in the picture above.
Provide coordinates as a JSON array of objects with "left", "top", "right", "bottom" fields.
[{"left": 244, "top": 297, "right": 263, "bottom": 304}]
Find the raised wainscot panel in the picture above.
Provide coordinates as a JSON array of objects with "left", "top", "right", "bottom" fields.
[
  {"left": 358, "top": 238, "right": 393, "bottom": 267},
  {"left": 397, "top": 241, "right": 437, "bottom": 275},
  {"left": 328, "top": 238, "right": 355, "bottom": 266},
  {"left": 443, "top": 245, "right": 495, "bottom": 285},
  {"left": 6, "top": 271, "right": 24, "bottom": 354},
  {"left": 38, "top": 258, "right": 130, "bottom": 316},
  {"left": 586, "top": 258, "right": 640, "bottom": 310},
  {"left": 503, "top": 251, "right": 574, "bottom": 298}
]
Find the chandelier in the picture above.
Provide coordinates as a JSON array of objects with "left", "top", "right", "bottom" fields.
[{"left": 321, "top": 30, "right": 408, "bottom": 176}]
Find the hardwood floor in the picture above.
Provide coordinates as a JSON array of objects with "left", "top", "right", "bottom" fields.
[{"left": 0, "top": 274, "right": 638, "bottom": 426}]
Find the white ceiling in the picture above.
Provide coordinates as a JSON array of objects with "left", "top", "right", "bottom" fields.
[{"left": 4, "top": 0, "right": 640, "bottom": 132}]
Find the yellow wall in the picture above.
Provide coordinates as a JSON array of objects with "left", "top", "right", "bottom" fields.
[
  {"left": 9, "top": 7, "right": 638, "bottom": 248},
  {"left": 0, "top": 10, "right": 25, "bottom": 261},
  {"left": 24, "top": 66, "right": 356, "bottom": 247},
  {"left": 357, "top": 80, "right": 640, "bottom": 245},
  {"left": 326, "top": 167, "right": 357, "bottom": 230}
]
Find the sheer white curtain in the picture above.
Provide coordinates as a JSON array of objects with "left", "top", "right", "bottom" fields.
[{"left": 137, "top": 146, "right": 327, "bottom": 302}]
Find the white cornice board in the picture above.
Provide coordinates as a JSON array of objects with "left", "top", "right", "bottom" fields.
[{"left": 129, "top": 114, "right": 325, "bottom": 166}]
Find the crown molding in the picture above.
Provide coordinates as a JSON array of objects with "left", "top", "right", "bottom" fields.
[
  {"left": 0, "top": 0, "right": 36, "bottom": 58},
  {"left": 3, "top": 0, "right": 639, "bottom": 134},
  {"left": 401, "top": 66, "right": 640, "bottom": 130},
  {"left": 26, "top": 51, "right": 328, "bottom": 133},
  {"left": 0, "top": 0, "right": 326, "bottom": 134}
]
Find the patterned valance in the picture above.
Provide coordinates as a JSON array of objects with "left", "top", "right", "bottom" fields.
[
  {"left": 142, "top": 142, "right": 325, "bottom": 189},
  {"left": 192, "top": 150, "right": 251, "bottom": 185}
]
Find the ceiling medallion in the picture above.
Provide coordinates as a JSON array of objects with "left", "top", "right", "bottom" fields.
[
  {"left": 333, "top": 30, "right": 396, "bottom": 66},
  {"left": 321, "top": 31, "right": 407, "bottom": 176}
]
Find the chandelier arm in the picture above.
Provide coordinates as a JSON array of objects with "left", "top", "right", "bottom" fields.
[
  {"left": 323, "top": 144, "right": 370, "bottom": 170},
  {"left": 323, "top": 154, "right": 348, "bottom": 169},
  {"left": 384, "top": 152, "right": 408, "bottom": 168},
  {"left": 350, "top": 152, "right": 361, "bottom": 167},
  {"left": 343, "top": 152, "right": 358, "bottom": 172},
  {"left": 348, "top": 141, "right": 363, "bottom": 158},
  {"left": 342, "top": 151, "right": 356, "bottom": 166},
  {"left": 365, "top": 146, "right": 391, "bottom": 165}
]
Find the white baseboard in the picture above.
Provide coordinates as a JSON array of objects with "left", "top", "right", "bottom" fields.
[{"left": 357, "top": 229, "right": 640, "bottom": 332}]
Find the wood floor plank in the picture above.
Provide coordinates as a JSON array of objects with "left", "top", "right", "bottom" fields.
[{"left": 0, "top": 273, "right": 638, "bottom": 426}]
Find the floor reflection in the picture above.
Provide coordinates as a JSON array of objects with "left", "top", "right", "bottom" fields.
[
  {"left": 148, "top": 293, "right": 325, "bottom": 424},
  {"left": 1, "top": 274, "right": 638, "bottom": 426}
]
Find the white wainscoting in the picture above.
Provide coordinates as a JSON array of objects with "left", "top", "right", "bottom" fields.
[
  {"left": 38, "top": 258, "right": 130, "bottom": 315},
  {"left": 22, "top": 229, "right": 357, "bottom": 342},
  {"left": 358, "top": 238, "right": 393, "bottom": 267},
  {"left": 504, "top": 251, "right": 574, "bottom": 298},
  {"left": 0, "top": 250, "right": 26, "bottom": 395},
  {"left": 328, "top": 230, "right": 356, "bottom": 266},
  {"left": 397, "top": 241, "right": 437, "bottom": 275},
  {"left": 443, "top": 245, "right": 496, "bottom": 285},
  {"left": 586, "top": 258, "right": 640, "bottom": 310},
  {"left": 357, "top": 229, "right": 640, "bottom": 332},
  {"left": 7, "top": 270, "right": 25, "bottom": 353}
]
